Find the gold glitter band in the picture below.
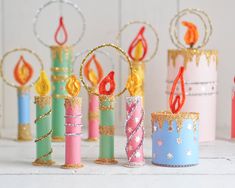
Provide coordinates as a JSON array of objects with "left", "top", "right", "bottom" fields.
[
  {"left": 34, "top": 109, "right": 52, "bottom": 123},
  {"left": 99, "top": 105, "right": 114, "bottom": 111},
  {"left": 95, "top": 158, "right": 118, "bottom": 165},
  {"left": 99, "top": 95, "right": 115, "bottom": 111},
  {"left": 51, "top": 75, "right": 69, "bottom": 82},
  {"left": 35, "top": 129, "right": 52, "bottom": 143},
  {"left": 51, "top": 67, "right": 72, "bottom": 72},
  {"left": 64, "top": 97, "right": 82, "bottom": 108},
  {"left": 32, "top": 149, "right": 54, "bottom": 166},
  {"left": 18, "top": 124, "right": 32, "bottom": 141},
  {"left": 99, "top": 126, "right": 115, "bottom": 136},
  {"left": 151, "top": 111, "right": 199, "bottom": 133},
  {"left": 168, "top": 49, "right": 218, "bottom": 68},
  {"left": 50, "top": 45, "right": 73, "bottom": 63},
  {"left": 34, "top": 96, "right": 52, "bottom": 108},
  {"left": 61, "top": 163, "right": 84, "bottom": 169},
  {"left": 88, "top": 111, "right": 99, "bottom": 120},
  {"left": 99, "top": 95, "right": 115, "bottom": 102},
  {"left": 52, "top": 94, "right": 67, "bottom": 99}
]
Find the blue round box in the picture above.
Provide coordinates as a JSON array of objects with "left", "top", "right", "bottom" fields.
[{"left": 151, "top": 111, "right": 199, "bottom": 167}]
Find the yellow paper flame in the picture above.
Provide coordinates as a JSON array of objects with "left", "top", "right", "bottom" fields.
[
  {"left": 134, "top": 40, "right": 144, "bottom": 62},
  {"left": 88, "top": 69, "right": 98, "bottom": 87},
  {"left": 66, "top": 75, "right": 81, "bottom": 97},
  {"left": 126, "top": 71, "right": 142, "bottom": 96},
  {"left": 35, "top": 70, "right": 50, "bottom": 96}
]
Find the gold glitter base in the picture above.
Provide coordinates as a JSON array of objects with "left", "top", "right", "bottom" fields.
[
  {"left": 52, "top": 136, "right": 65, "bottom": 142},
  {"left": 32, "top": 160, "right": 55, "bottom": 166},
  {"left": 61, "top": 163, "right": 84, "bottom": 169},
  {"left": 85, "top": 137, "right": 98, "bottom": 142},
  {"left": 95, "top": 158, "right": 118, "bottom": 165},
  {"left": 17, "top": 124, "right": 32, "bottom": 141}
]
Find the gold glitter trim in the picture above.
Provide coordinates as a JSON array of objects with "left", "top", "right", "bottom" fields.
[
  {"left": 88, "top": 111, "right": 99, "bottom": 120},
  {"left": 99, "top": 95, "right": 115, "bottom": 102},
  {"left": 34, "top": 96, "right": 51, "bottom": 108},
  {"left": 99, "top": 95, "right": 115, "bottom": 111},
  {"left": 99, "top": 126, "right": 115, "bottom": 136},
  {"left": 51, "top": 75, "right": 69, "bottom": 82},
  {"left": 85, "top": 138, "right": 98, "bottom": 142},
  {"left": 34, "top": 109, "right": 52, "bottom": 123},
  {"left": 17, "top": 87, "right": 30, "bottom": 95},
  {"left": 51, "top": 67, "right": 72, "bottom": 73},
  {"left": 32, "top": 159, "right": 54, "bottom": 166},
  {"left": 99, "top": 105, "right": 114, "bottom": 111},
  {"left": 50, "top": 46, "right": 72, "bottom": 63},
  {"left": 17, "top": 124, "right": 32, "bottom": 141},
  {"left": 52, "top": 136, "right": 65, "bottom": 142},
  {"left": 52, "top": 94, "right": 67, "bottom": 99},
  {"left": 151, "top": 111, "right": 199, "bottom": 133},
  {"left": 64, "top": 97, "right": 82, "bottom": 108},
  {"left": 95, "top": 158, "right": 118, "bottom": 165},
  {"left": 168, "top": 49, "right": 218, "bottom": 68},
  {"left": 35, "top": 130, "right": 52, "bottom": 143},
  {"left": 61, "top": 163, "right": 84, "bottom": 169}
]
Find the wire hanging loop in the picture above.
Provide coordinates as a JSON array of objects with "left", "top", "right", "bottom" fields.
[
  {"left": 169, "top": 8, "right": 213, "bottom": 49},
  {"left": 79, "top": 43, "right": 133, "bottom": 98},
  {"left": 0, "top": 48, "right": 44, "bottom": 89},
  {"left": 33, "top": 0, "right": 86, "bottom": 47},
  {"left": 116, "top": 20, "right": 159, "bottom": 63}
]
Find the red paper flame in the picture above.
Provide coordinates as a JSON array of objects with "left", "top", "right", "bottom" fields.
[
  {"left": 169, "top": 66, "right": 186, "bottom": 114},
  {"left": 14, "top": 55, "right": 34, "bottom": 86},
  {"left": 54, "top": 16, "right": 68, "bottom": 46},
  {"left": 99, "top": 71, "right": 116, "bottom": 95},
  {"left": 128, "top": 26, "right": 148, "bottom": 61}
]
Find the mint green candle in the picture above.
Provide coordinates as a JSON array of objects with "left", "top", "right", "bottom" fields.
[
  {"left": 50, "top": 46, "right": 72, "bottom": 142},
  {"left": 33, "top": 96, "right": 54, "bottom": 166},
  {"left": 95, "top": 95, "right": 118, "bottom": 164}
]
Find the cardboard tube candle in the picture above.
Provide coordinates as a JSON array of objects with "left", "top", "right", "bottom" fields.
[
  {"left": 125, "top": 72, "right": 145, "bottom": 167},
  {"left": 62, "top": 75, "right": 83, "bottom": 169},
  {"left": 51, "top": 17, "right": 72, "bottom": 142},
  {"left": 128, "top": 26, "right": 148, "bottom": 102},
  {"left": 33, "top": 71, "right": 54, "bottom": 166},
  {"left": 84, "top": 54, "right": 103, "bottom": 141},
  {"left": 14, "top": 55, "right": 33, "bottom": 141},
  {"left": 95, "top": 71, "right": 118, "bottom": 165}
]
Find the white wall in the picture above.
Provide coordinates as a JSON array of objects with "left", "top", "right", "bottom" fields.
[{"left": 0, "top": 0, "right": 233, "bottom": 137}]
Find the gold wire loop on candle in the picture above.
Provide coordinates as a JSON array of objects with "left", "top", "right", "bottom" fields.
[
  {"left": 33, "top": 0, "right": 86, "bottom": 48},
  {"left": 169, "top": 8, "right": 213, "bottom": 49},
  {"left": 0, "top": 48, "right": 44, "bottom": 89},
  {"left": 80, "top": 43, "right": 132, "bottom": 98},
  {"left": 116, "top": 20, "right": 159, "bottom": 63}
]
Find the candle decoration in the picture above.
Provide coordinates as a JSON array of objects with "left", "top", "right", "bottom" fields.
[
  {"left": 167, "top": 9, "right": 217, "bottom": 142},
  {"left": 0, "top": 48, "right": 43, "bottom": 141},
  {"left": 33, "top": 70, "right": 54, "bottom": 166},
  {"left": 80, "top": 44, "right": 132, "bottom": 165},
  {"left": 62, "top": 75, "right": 83, "bottom": 169},
  {"left": 116, "top": 21, "right": 159, "bottom": 103},
  {"left": 125, "top": 72, "right": 145, "bottom": 167},
  {"left": 33, "top": 0, "right": 86, "bottom": 142},
  {"left": 231, "top": 77, "right": 235, "bottom": 139},
  {"left": 152, "top": 66, "right": 199, "bottom": 167}
]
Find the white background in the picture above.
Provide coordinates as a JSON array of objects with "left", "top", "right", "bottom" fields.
[{"left": 0, "top": 0, "right": 233, "bottom": 137}]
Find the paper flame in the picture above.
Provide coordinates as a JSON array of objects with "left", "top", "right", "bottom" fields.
[
  {"left": 182, "top": 21, "right": 199, "bottom": 47},
  {"left": 66, "top": 75, "right": 81, "bottom": 97},
  {"left": 99, "top": 71, "right": 116, "bottom": 95},
  {"left": 35, "top": 70, "right": 50, "bottom": 96},
  {"left": 54, "top": 16, "right": 68, "bottom": 46}
]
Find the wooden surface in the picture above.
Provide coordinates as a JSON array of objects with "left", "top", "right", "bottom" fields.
[{"left": 0, "top": 129, "right": 234, "bottom": 188}]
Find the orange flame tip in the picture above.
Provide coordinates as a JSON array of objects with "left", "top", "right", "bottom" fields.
[
  {"left": 14, "top": 55, "right": 34, "bottom": 86},
  {"left": 99, "top": 71, "right": 116, "bottom": 95},
  {"left": 66, "top": 75, "right": 81, "bottom": 97},
  {"left": 182, "top": 21, "right": 199, "bottom": 48},
  {"left": 35, "top": 70, "right": 51, "bottom": 96}
]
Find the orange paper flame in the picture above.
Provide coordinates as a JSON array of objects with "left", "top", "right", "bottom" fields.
[
  {"left": 99, "top": 71, "right": 116, "bottom": 95},
  {"left": 182, "top": 21, "right": 199, "bottom": 48},
  {"left": 84, "top": 54, "right": 104, "bottom": 87},
  {"left": 128, "top": 26, "right": 148, "bottom": 61},
  {"left": 54, "top": 16, "right": 68, "bottom": 46},
  {"left": 13, "top": 55, "right": 33, "bottom": 86},
  {"left": 66, "top": 75, "right": 81, "bottom": 97},
  {"left": 35, "top": 70, "right": 51, "bottom": 96},
  {"left": 169, "top": 66, "right": 186, "bottom": 114}
]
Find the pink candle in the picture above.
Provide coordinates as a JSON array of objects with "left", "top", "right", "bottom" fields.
[
  {"left": 125, "top": 96, "right": 145, "bottom": 167},
  {"left": 87, "top": 93, "right": 99, "bottom": 141},
  {"left": 232, "top": 77, "right": 235, "bottom": 139}
]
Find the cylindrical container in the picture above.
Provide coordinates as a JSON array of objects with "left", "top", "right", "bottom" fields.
[
  {"left": 50, "top": 46, "right": 72, "bottom": 142},
  {"left": 33, "top": 96, "right": 54, "bottom": 166},
  {"left": 62, "top": 97, "right": 83, "bottom": 169},
  {"left": 167, "top": 49, "right": 217, "bottom": 142},
  {"left": 17, "top": 87, "right": 32, "bottom": 141},
  {"left": 95, "top": 95, "right": 117, "bottom": 165},
  {"left": 231, "top": 81, "right": 235, "bottom": 139},
  {"left": 125, "top": 96, "right": 145, "bottom": 167},
  {"left": 151, "top": 111, "right": 199, "bottom": 167},
  {"left": 132, "top": 62, "right": 145, "bottom": 101},
  {"left": 87, "top": 92, "right": 99, "bottom": 141}
]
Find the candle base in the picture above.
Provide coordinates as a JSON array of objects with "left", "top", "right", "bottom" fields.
[
  {"left": 95, "top": 158, "right": 118, "bottom": 165},
  {"left": 85, "top": 137, "right": 98, "bottom": 142},
  {"left": 61, "top": 163, "right": 84, "bottom": 169},
  {"left": 152, "top": 162, "right": 198, "bottom": 168},
  {"left": 52, "top": 136, "right": 65, "bottom": 142},
  {"left": 17, "top": 124, "right": 32, "bottom": 141},
  {"left": 32, "top": 159, "right": 55, "bottom": 166},
  {"left": 123, "top": 161, "right": 145, "bottom": 168}
]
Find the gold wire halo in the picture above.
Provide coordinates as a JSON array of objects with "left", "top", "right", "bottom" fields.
[
  {"left": 79, "top": 43, "right": 132, "bottom": 98},
  {"left": 116, "top": 20, "right": 159, "bottom": 63},
  {"left": 0, "top": 48, "right": 44, "bottom": 89},
  {"left": 169, "top": 8, "right": 213, "bottom": 49},
  {"left": 33, "top": 0, "right": 86, "bottom": 48}
]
